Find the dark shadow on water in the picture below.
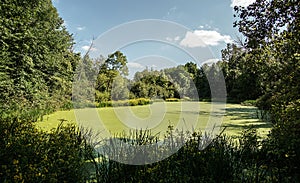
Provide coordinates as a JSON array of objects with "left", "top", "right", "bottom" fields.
[
  {"left": 167, "top": 110, "right": 225, "bottom": 117},
  {"left": 224, "top": 107, "right": 273, "bottom": 130},
  {"left": 223, "top": 122, "right": 272, "bottom": 129},
  {"left": 164, "top": 106, "right": 272, "bottom": 132},
  {"left": 225, "top": 107, "right": 258, "bottom": 120}
]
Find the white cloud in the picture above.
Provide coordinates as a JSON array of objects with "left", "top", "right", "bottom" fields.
[
  {"left": 198, "top": 24, "right": 212, "bottom": 29},
  {"left": 127, "top": 62, "right": 145, "bottom": 69},
  {"left": 180, "top": 30, "right": 233, "bottom": 48},
  {"left": 174, "top": 36, "right": 180, "bottom": 41},
  {"left": 76, "top": 26, "right": 86, "bottom": 31},
  {"left": 230, "top": 0, "right": 255, "bottom": 8},
  {"left": 166, "top": 36, "right": 181, "bottom": 42},
  {"left": 82, "top": 46, "right": 90, "bottom": 51},
  {"left": 166, "top": 37, "right": 173, "bottom": 42},
  {"left": 82, "top": 45, "right": 97, "bottom": 52}
]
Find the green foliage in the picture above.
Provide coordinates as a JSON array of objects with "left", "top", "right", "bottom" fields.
[
  {"left": 87, "top": 126, "right": 294, "bottom": 182},
  {"left": 95, "top": 51, "right": 128, "bottom": 99},
  {"left": 0, "top": 1, "right": 93, "bottom": 182},
  {"left": 96, "top": 98, "right": 152, "bottom": 108},
  {"left": 94, "top": 56, "right": 218, "bottom": 102},
  {"left": 0, "top": 0, "right": 80, "bottom": 120},
  {"left": 165, "top": 98, "right": 180, "bottom": 102},
  {"left": 241, "top": 100, "right": 257, "bottom": 106},
  {"left": 0, "top": 120, "right": 91, "bottom": 182},
  {"left": 221, "top": 44, "right": 263, "bottom": 102},
  {"left": 130, "top": 64, "right": 205, "bottom": 100},
  {"left": 73, "top": 55, "right": 97, "bottom": 107},
  {"left": 95, "top": 90, "right": 110, "bottom": 103},
  {"left": 234, "top": 0, "right": 300, "bottom": 180},
  {"left": 131, "top": 69, "right": 179, "bottom": 99}
]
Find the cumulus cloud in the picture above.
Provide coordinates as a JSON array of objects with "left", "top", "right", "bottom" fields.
[
  {"left": 82, "top": 45, "right": 97, "bottom": 52},
  {"left": 127, "top": 62, "right": 145, "bottom": 69},
  {"left": 166, "top": 36, "right": 181, "bottom": 42},
  {"left": 198, "top": 24, "right": 212, "bottom": 29},
  {"left": 180, "top": 30, "right": 233, "bottom": 48},
  {"left": 76, "top": 26, "right": 86, "bottom": 31},
  {"left": 230, "top": 0, "right": 255, "bottom": 7},
  {"left": 174, "top": 36, "right": 181, "bottom": 41}
]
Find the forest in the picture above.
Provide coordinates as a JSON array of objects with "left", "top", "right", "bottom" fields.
[{"left": 0, "top": 0, "right": 299, "bottom": 182}]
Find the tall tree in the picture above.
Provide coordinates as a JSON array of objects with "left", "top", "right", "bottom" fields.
[
  {"left": 95, "top": 51, "right": 128, "bottom": 101},
  {"left": 234, "top": 0, "right": 300, "bottom": 177},
  {"left": 0, "top": 0, "right": 80, "bottom": 120},
  {"left": 221, "top": 43, "right": 262, "bottom": 102}
]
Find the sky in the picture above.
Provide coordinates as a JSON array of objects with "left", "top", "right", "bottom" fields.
[{"left": 52, "top": 0, "right": 255, "bottom": 78}]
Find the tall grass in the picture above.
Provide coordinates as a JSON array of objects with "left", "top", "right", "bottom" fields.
[{"left": 82, "top": 125, "right": 294, "bottom": 183}]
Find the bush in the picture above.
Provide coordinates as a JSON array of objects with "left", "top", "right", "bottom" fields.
[
  {"left": 165, "top": 98, "right": 180, "bottom": 102},
  {"left": 86, "top": 126, "right": 253, "bottom": 182},
  {"left": 136, "top": 98, "right": 152, "bottom": 105},
  {"left": 96, "top": 98, "right": 152, "bottom": 108},
  {"left": 0, "top": 120, "right": 91, "bottom": 182},
  {"left": 95, "top": 91, "right": 110, "bottom": 103},
  {"left": 241, "top": 99, "right": 257, "bottom": 106},
  {"left": 85, "top": 124, "right": 300, "bottom": 182},
  {"left": 98, "top": 101, "right": 111, "bottom": 107}
]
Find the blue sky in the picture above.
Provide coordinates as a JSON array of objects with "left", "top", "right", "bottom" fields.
[{"left": 52, "top": 0, "right": 254, "bottom": 77}]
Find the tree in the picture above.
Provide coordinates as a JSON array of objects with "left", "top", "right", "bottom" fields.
[
  {"left": 96, "top": 51, "right": 128, "bottom": 100},
  {"left": 164, "top": 66, "right": 194, "bottom": 98},
  {"left": 73, "top": 55, "right": 97, "bottom": 106},
  {"left": 221, "top": 43, "right": 262, "bottom": 102},
  {"left": 0, "top": 0, "right": 80, "bottom": 120},
  {"left": 234, "top": 0, "right": 300, "bottom": 178},
  {"left": 234, "top": 0, "right": 299, "bottom": 115},
  {"left": 111, "top": 75, "right": 129, "bottom": 100},
  {"left": 131, "top": 69, "right": 178, "bottom": 99}
]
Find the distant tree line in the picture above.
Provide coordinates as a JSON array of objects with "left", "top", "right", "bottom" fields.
[{"left": 81, "top": 48, "right": 261, "bottom": 104}]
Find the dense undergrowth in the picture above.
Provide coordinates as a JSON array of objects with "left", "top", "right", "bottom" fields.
[{"left": 85, "top": 126, "right": 299, "bottom": 183}]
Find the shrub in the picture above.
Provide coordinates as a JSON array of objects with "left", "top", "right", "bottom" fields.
[
  {"left": 241, "top": 99, "right": 257, "bottom": 106},
  {"left": 0, "top": 120, "right": 91, "bottom": 182},
  {"left": 97, "top": 101, "right": 113, "bottom": 107},
  {"left": 87, "top": 126, "right": 250, "bottom": 182},
  {"left": 95, "top": 91, "right": 110, "bottom": 103},
  {"left": 96, "top": 98, "right": 152, "bottom": 108},
  {"left": 85, "top": 124, "right": 300, "bottom": 182},
  {"left": 128, "top": 99, "right": 139, "bottom": 106},
  {"left": 165, "top": 98, "right": 180, "bottom": 102}
]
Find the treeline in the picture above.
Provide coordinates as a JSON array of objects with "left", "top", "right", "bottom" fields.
[
  {"left": 92, "top": 57, "right": 210, "bottom": 102},
  {"left": 81, "top": 51, "right": 252, "bottom": 104}
]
